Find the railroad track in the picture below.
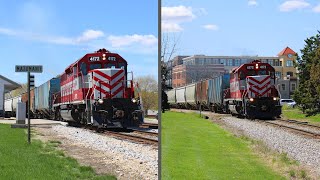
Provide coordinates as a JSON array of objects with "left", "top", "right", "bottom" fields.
[
  {"left": 264, "top": 120, "right": 320, "bottom": 139},
  {"left": 140, "top": 123, "right": 158, "bottom": 129},
  {"left": 133, "top": 129, "right": 158, "bottom": 137},
  {"left": 105, "top": 131, "right": 158, "bottom": 145}
]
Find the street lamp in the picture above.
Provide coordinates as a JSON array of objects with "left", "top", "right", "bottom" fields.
[{"left": 287, "top": 74, "right": 291, "bottom": 98}]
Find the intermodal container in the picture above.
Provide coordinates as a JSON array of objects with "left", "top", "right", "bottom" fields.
[
  {"left": 208, "top": 74, "right": 230, "bottom": 105},
  {"left": 34, "top": 78, "right": 61, "bottom": 111}
]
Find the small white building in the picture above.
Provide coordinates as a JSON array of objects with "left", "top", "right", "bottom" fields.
[{"left": 0, "top": 75, "right": 20, "bottom": 117}]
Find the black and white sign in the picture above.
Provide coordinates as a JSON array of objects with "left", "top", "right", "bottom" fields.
[
  {"left": 89, "top": 57, "right": 100, "bottom": 61},
  {"left": 108, "top": 56, "right": 116, "bottom": 61},
  {"left": 15, "top": 65, "right": 43, "bottom": 73}
]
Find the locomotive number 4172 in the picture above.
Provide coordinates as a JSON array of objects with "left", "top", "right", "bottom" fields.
[{"left": 89, "top": 57, "right": 100, "bottom": 61}]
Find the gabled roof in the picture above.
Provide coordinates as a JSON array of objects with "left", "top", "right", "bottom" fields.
[
  {"left": 0, "top": 74, "right": 21, "bottom": 92},
  {"left": 278, "top": 47, "right": 296, "bottom": 56}
]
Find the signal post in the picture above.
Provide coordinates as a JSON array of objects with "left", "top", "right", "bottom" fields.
[{"left": 15, "top": 65, "right": 43, "bottom": 144}]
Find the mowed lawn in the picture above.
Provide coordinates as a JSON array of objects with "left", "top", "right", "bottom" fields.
[
  {"left": 282, "top": 105, "right": 320, "bottom": 123},
  {"left": 0, "top": 124, "right": 115, "bottom": 180},
  {"left": 162, "top": 112, "right": 284, "bottom": 180}
]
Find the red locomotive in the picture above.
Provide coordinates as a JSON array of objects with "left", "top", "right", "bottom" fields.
[
  {"left": 52, "top": 48, "right": 143, "bottom": 128},
  {"left": 225, "top": 60, "right": 281, "bottom": 119}
]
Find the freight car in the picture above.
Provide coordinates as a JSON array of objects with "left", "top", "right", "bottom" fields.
[
  {"left": 167, "top": 74, "right": 229, "bottom": 112},
  {"left": 4, "top": 95, "right": 21, "bottom": 117},
  {"left": 33, "top": 78, "right": 60, "bottom": 119},
  {"left": 167, "top": 60, "right": 282, "bottom": 119}
]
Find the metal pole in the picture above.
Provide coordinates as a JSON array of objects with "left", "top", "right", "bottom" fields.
[{"left": 28, "top": 71, "right": 31, "bottom": 144}]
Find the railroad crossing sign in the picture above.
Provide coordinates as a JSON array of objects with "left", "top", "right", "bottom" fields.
[
  {"left": 15, "top": 65, "right": 43, "bottom": 144},
  {"left": 15, "top": 65, "right": 43, "bottom": 73}
]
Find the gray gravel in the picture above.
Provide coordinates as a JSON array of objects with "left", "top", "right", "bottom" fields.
[
  {"left": 222, "top": 117, "right": 320, "bottom": 176},
  {"left": 51, "top": 125, "right": 158, "bottom": 179}
]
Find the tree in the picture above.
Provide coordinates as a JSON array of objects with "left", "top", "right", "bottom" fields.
[
  {"left": 135, "top": 75, "right": 158, "bottom": 116},
  {"left": 293, "top": 31, "right": 320, "bottom": 115},
  {"left": 161, "top": 32, "right": 181, "bottom": 112}
]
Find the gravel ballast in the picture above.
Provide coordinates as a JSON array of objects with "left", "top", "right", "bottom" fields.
[
  {"left": 42, "top": 125, "right": 158, "bottom": 180},
  {"left": 221, "top": 117, "right": 320, "bottom": 176}
]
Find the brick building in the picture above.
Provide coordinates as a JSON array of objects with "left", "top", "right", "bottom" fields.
[{"left": 172, "top": 64, "right": 225, "bottom": 87}]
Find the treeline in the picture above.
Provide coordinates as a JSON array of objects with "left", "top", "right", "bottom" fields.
[{"left": 293, "top": 31, "right": 320, "bottom": 115}]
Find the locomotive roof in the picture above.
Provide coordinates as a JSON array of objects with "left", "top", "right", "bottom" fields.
[
  {"left": 64, "top": 49, "right": 127, "bottom": 72},
  {"left": 232, "top": 60, "right": 269, "bottom": 73}
]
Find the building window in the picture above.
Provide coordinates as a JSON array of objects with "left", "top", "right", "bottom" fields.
[
  {"left": 241, "top": 59, "right": 247, "bottom": 64},
  {"left": 291, "top": 83, "right": 296, "bottom": 91},
  {"left": 220, "top": 59, "right": 226, "bottom": 65},
  {"left": 227, "top": 59, "right": 233, "bottom": 66},
  {"left": 286, "top": 60, "right": 293, "bottom": 67},
  {"left": 274, "top": 60, "right": 280, "bottom": 66},
  {"left": 282, "top": 84, "right": 286, "bottom": 91},
  {"left": 287, "top": 71, "right": 293, "bottom": 77},
  {"left": 235, "top": 59, "right": 241, "bottom": 66},
  {"left": 268, "top": 59, "right": 274, "bottom": 66},
  {"left": 275, "top": 71, "right": 281, "bottom": 79}
]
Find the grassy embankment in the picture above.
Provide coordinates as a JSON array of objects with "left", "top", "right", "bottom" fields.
[
  {"left": 282, "top": 105, "right": 320, "bottom": 124},
  {"left": 0, "top": 124, "right": 116, "bottom": 180},
  {"left": 162, "top": 111, "right": 285, "bottom": 180}
]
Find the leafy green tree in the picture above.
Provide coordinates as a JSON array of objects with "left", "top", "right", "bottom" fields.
[
  {"left": 135, "top": 75, "right": 158, "bottom": 116},
  {"left": 293, "top": 31, "right": 320, "bottom": 115}
]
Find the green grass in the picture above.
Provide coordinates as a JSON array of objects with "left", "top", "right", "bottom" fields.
[
  {"left": 0, "top": 124, "right": 116, "bottom": 180},
  {"left": 282, "top": 105, "right": 320, "bottom": 123},
  {"left": 162, "top": 111, "right": 285, "bottom": 180}
]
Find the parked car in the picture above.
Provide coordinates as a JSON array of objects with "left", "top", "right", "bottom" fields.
[{"left": 280, "top": 99, "right": 296, "bottom": 107}]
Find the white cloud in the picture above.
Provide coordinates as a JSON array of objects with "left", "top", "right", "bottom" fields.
[
  {"left": 279, "top": 0, "right": 310, "bottom": 12},
  {"left": 248, "top": 0, "right": 258, "bottom": 6},
  {"left": 0, "top": 27, "right": 17, "bottom": 36},
  {"left": 162, "top": 22, "right": 183, "bottom": 32},
  {"left": 312, "top": 4, "right": 320, "bottom": 12},
  {"left": 202, "top": 24, "right": 219, "bottom": 30},
  {"left": 162, "top": 6, "right": 195, "bottom": 22},
  {"left": 75, "top": 30, "right": 104, "bottom": 43},
  {"left": 108, "top": 34, "right": 157, "bottom": 48},
  {"left": 162, "top": 6, "right": 196, "bottom": 32},
  {"left": 0, "top": 27, "right": 104, "bottom": 45}
]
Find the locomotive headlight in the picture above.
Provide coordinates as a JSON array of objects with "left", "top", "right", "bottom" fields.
[
  {"left": 249, "top": 98, "right": 254, "bottom": 102},
  {"left": 273, "top": 97, "right": 277, "bottom": 101},
  {"left": 98, "top": 99, "right": 104, "bottom": 104},
  {"left": 102, "top": 57, "right": 106, "bottom": 60},
  {"left": 132, "top": 98, "right": 137, "bottom": 103},
  {"left": 103, "top": 54, "right": 106, "bottom": 57}
]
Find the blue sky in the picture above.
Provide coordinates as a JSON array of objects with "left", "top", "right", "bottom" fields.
[
  {"left": 0, "top": 0, "right": 158, "bottom": 86},
  {"left": 162, "top": 0, "right": 320, "bottom": 58}
]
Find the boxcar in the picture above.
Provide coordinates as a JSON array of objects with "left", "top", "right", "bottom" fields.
[
  {"left": 34, "top": 78, "right": 61, "bottom": 119},
  {"left": 208, "top": 74, "right": 230, "bottom": 112},
  {"left": 21, "top": 88, "right": 35, "bottom": 116},
  {"left": 196, "top": 80, "right": 209, "bottom": 110}
]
